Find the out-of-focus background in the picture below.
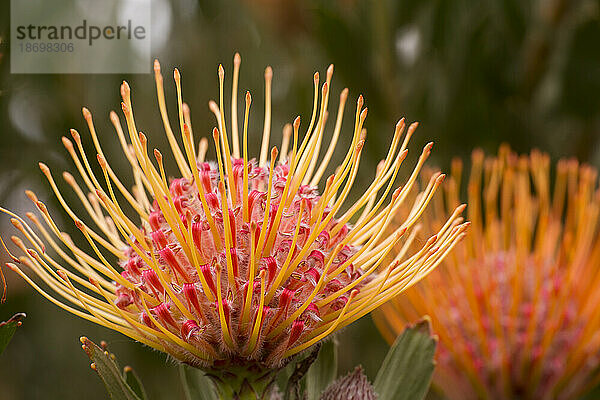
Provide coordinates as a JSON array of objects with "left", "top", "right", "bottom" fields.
[{"left": 0, "top": 0, "right": 599, "bottom": 398}]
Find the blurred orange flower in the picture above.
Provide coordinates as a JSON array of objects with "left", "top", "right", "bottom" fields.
[{"left": 375, "top": 146, "right": 600, "bottom": 400}]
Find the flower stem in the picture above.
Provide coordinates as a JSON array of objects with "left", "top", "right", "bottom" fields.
[{"left": 206, "top": 363, "right": 279, "bottom": 400}]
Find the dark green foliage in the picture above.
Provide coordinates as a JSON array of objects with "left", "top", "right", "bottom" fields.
[
  {"left": 179, "top": 364, "right": 219, "bottom": 400},
  {"left": 373, "top": 319, "right": 436, "bottom": 400},
  {"left": 79, "top": 337, "right": 144, "bottom": 400},
  {"left": 305, "top": 339, "right": 337, "bottom": 400},
  {"left": 0, "top": 313, "right": 25, "bottom": 356}
]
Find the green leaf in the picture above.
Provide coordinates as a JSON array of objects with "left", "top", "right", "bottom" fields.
[
  {"left": 276, "top": 361, "right": 297, "bottom": 394},
  {"left": 179, "top": 364, "right": 218, "bottom": 400},
  {"left": 284, "top": 343, "right": 322, "bottom": 400},
  {"left": 374, "top": 318, "right": 437, "bottom": 400},
  {"left": 0, "top": 313, "right": 26, "bottom": 356},
  {"left": 80, "top": 336, "right": 142, "bottom": 400},
  {"left": 124, "top": 365, "right": 148, "bottom": 400},
  {"left": 306, "top": 338, "right": 338, "bottom": 400}
]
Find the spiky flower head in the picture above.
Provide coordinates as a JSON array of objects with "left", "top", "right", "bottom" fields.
[
  {"left": 375, "top": 146, "right": 600, "bottom": 400},
  {"left": 2, "top": 54, "right": 465, "bottom": 395}
]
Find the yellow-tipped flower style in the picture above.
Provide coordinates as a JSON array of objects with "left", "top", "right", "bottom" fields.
[
  {"left": 2, "top": 55, "right": 465, "bottom": 385},
  {"left": 375, "top": 146, "right": 600, "bottom": 400}
]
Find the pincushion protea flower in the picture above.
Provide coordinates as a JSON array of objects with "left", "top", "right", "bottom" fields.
[
  {"left": 1, "top": 54, "right": 466, "bottom": 399},
  {"left": 374, "top": 145, "right": 600, "bottom": 400}
]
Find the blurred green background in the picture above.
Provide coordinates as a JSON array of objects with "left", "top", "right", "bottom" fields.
[{"left": 0, "top": 0, "right": 599, "bottom": 398}]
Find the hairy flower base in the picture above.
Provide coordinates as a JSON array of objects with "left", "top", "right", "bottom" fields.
[
  {"left": 375, "top": 146, "right": 600, "bottom": 400},
  {"left": 2, "top": 54, "right": 466, "bottom": 371}
]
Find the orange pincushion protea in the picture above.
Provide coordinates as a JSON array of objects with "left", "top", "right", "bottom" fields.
[
  {"left": 1, "top": 54, "right": 466, "bottom": 396},
  {"left": 375, "top": 146, "right": 600, "bottom": 400}
]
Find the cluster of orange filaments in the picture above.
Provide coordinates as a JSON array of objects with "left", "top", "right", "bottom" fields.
[
  {"left": 2, "top": 54, "right": 466, "bottom": 369},
  {"left": 375, "top": 146, "right": 600, "bottom": 400}
]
